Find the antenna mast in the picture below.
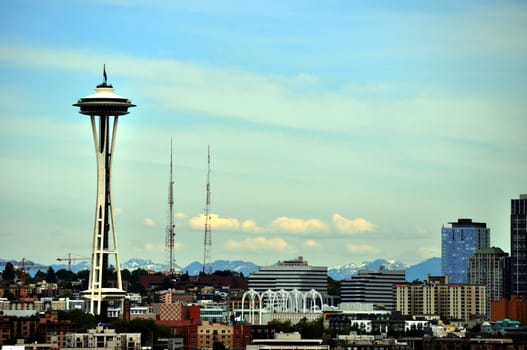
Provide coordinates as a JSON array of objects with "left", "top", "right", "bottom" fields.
[
  {"left": 165, "top": 139, "right": 176, "bottom": 275},
  {"left": 202, "top": 145, "right": 212, "bottom": 274}
]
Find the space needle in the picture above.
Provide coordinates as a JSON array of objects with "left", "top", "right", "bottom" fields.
[{"left": 73, "top": 67, "right": 135, "bottom": 316}]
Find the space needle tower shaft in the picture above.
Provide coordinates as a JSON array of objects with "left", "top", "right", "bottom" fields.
[{"left": 73, "top": 67, "right": 135, "bottom": 316}]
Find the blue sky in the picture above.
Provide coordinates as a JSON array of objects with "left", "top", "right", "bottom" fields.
[{"left": 1, "top": 0, "right": 526, "bottom": 268}]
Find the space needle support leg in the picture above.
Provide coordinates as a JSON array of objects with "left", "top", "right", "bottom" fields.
[
  {"left": 89, "top": 115, "right": 99, "bottom": 314},
  {"left": 109, "top": 116, "right": 123, "bottom": 291},
  {"left": 89, "top": 114, "right": 109, "bottom": 316}
]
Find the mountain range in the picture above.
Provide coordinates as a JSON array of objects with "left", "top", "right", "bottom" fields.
[{"left": 1, "top": 257, "right": 441, "bottom": 281}]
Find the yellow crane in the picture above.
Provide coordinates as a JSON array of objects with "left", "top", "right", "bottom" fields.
[{"left": 57, "top": 253, "right": 90, "bottom": 271}]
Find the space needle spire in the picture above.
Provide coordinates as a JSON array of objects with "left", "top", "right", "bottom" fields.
[{"left": 73, "top": 66, "right": 135, "bottom": 317}]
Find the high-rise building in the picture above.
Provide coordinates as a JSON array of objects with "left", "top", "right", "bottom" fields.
[
  {"left": 340, "top": 268, "right": 406, "bottom": 310},
  {"left": 248, "top": 257, "right": 327, "bottom": 296},
  {"left": 510, "top": 194, "right": 527, "bottom": 296},
  {"left": 441, "top": 218, "right": 490, "bottom": 283},
  {"left": 468, "top": 247, "right": 508, "bottom": 318}
]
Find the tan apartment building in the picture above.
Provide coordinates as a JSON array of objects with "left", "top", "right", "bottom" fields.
[{"left": 395, "top": 275, "right": 486, "bottom": 321}]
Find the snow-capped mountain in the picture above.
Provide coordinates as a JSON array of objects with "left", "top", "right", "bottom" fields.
[
  {"left": 327, "top": 259, "right": 409, "bottom": 280},
  {"left": 4, "top": 257, "right": 441, "bottom": 282},
  {"left": 179, "top": 260, "right": 258, "bottom": 276},
  {"left": 121, "top": 258, "right": 175, "bottom": 272}
]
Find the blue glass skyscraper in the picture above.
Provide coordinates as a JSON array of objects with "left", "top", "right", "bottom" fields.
[{"left": 441, "top": 218, "right": 490, "bottom": 283}]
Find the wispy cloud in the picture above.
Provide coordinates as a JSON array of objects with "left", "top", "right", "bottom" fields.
[
  {"left": 175, "top": 212, "right": 187, "bottom": 219},
  {"left": 417, "top": 246, "right": 440, "bottom": 260},
  {"left": 143, "top": 217, "right": 156, "bottom": 227},
  {"left": 225, "top": 237, "right": 291, "bottom": 251},
  {"left": 1, "top": 42, "right": 525, "bottom": 151},
  {"left": 346, "top": 244, "right": 380, "bottom": 254},
  {"left": 332, "top": 214, "right": 375, "bottom": 234},
  {"left": 241, "top": 219, "right": 265, "bottom": 233},
  {"left": 303, "top": 239, "right": 320, "bottom": 248},
  {"left": 270, "top": 216, "right": 328, "bottom": 234},
  {"left": 189, "top": 213, "right": 240, "bottom": 230},
  {"left": 144, "top": 241, "right": 183, "bottom": 253},
  {"left": 144, "top": 242, "right": 164, "bottom": 253}
]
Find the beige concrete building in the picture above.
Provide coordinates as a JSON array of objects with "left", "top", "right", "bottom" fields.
[
  {"left": 196, "top": 321, "right": 233, "bottom": 349},
  {"left": 62, "top": 327, "right": 141, "bottom": 350}
]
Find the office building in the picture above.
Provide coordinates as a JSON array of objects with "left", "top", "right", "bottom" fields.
[
  {"left": 511, "top": 194, "right": 527, "bottom": 296},
  {"left": 248, "top": 257, "right": 327, "bottom": 295},
  {"left": 468, "top": 247, "right": 508, "bottom": 318},
  {"left": 441, "top": 218, "right": 490, "bottom": 283},
  {"left": 340, "top": 268, "right": 405, "bottom": 310}
]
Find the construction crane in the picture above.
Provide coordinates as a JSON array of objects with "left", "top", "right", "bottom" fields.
[
  {"left": 57, "top": 253, "right": 90, "bottom": 271},
  {"left": 0, "top": 258, "right": 49, "bottom": 305},
  {"left": 20, "top": 258, "right": 49, "bottom": 304},
  {"left": 202, "top": 145, "right": 212, "bottom": 275}
]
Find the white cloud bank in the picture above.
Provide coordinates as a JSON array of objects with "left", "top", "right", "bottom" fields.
[
  {"left": 187, "top": 213, "right": 374, "bottom": 235},
  {"left": 332, "top": 214, "right": 375, "bottom": 233},
  {"left": 270, "top": 216, "right": 328, "bottom": 234},
  {"left": 189, "top": 213, "right": 241, "bottom": 231}
]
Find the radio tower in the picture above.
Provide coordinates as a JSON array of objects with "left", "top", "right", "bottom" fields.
[
  {"left": 73, "top": 66, "right": 135, "bottom": 316},
  {"left": 165, "top": 139, "right": 176, "bottom": 276},
  {"left": 202, "top": 145, "right": 212, "bottom": 274}
]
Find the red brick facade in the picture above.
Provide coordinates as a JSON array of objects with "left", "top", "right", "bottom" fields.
[{"left": 491, "top": 294, "right": 527, "bottom": 324}]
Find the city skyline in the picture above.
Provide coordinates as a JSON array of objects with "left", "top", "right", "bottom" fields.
[{"left": 1, "top": 1, "right": 526, "bottom": 267}]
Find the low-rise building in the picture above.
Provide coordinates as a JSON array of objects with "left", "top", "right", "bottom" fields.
[
  {"left": 248, "top": 332, "right": 328, "bottom": 350},
  {"left": 62, "top": 326, "right": 141, "bottom": 350}
]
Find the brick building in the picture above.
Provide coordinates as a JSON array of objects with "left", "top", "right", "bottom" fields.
[{"left": 491, "top": 294, "right": 527, "bottom": 324}]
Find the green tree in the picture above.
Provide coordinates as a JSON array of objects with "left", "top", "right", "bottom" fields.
[
  {"left": 295, "top": 317, "right": 323, "bottom": 338},
  {"left": 2, "top": 289, "right": 15, "bottom": 300},
  {"left": 56, "top": 269, "right": 76, "bottom": 282},
  {"left": 77, "top": 269, "right": 90, "bottom": 279},
  {"left": 34, "top": 270, "right": 47, "bottom": 282},
  {"left": 327, "top": 276, "right": 341, "bottom": 295},
  {"left": 121, "top": 269, "right": 131, "bottom": 281},
  {"left": 2, "top": 262, "right": 15, "bottom": 281},
  {"left": 109, "top": 318, "right": 170, "bottom": 346},
  {"left": 127, "top": 269, "right": 148, "bottom": 294},
  {"left": 268, "top": 319, "right": 294, "bottom": 333},
  {"left": 213, "top": 341, "right": 226, "bottom": 350},
  {"left": 59, "top": 309, "right": 98, "bottom": 332},
  {"left": 46, "top": 267, "right": 57, "bottom": 283}
]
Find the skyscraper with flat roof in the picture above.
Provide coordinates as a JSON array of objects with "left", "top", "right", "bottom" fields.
[
  {"left": 468, "top": 247, "right": 508, "bottom": 318},
  {"left": 441, "top": 218, "right": 490, "bottom": 284},
  {"left": 511, "top": 194, "right": 527, "bottom": 296}
]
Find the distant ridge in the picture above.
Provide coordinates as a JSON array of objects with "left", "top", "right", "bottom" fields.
[{"left": 1, "top": 257, "right": 440, "bottom": 282}]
